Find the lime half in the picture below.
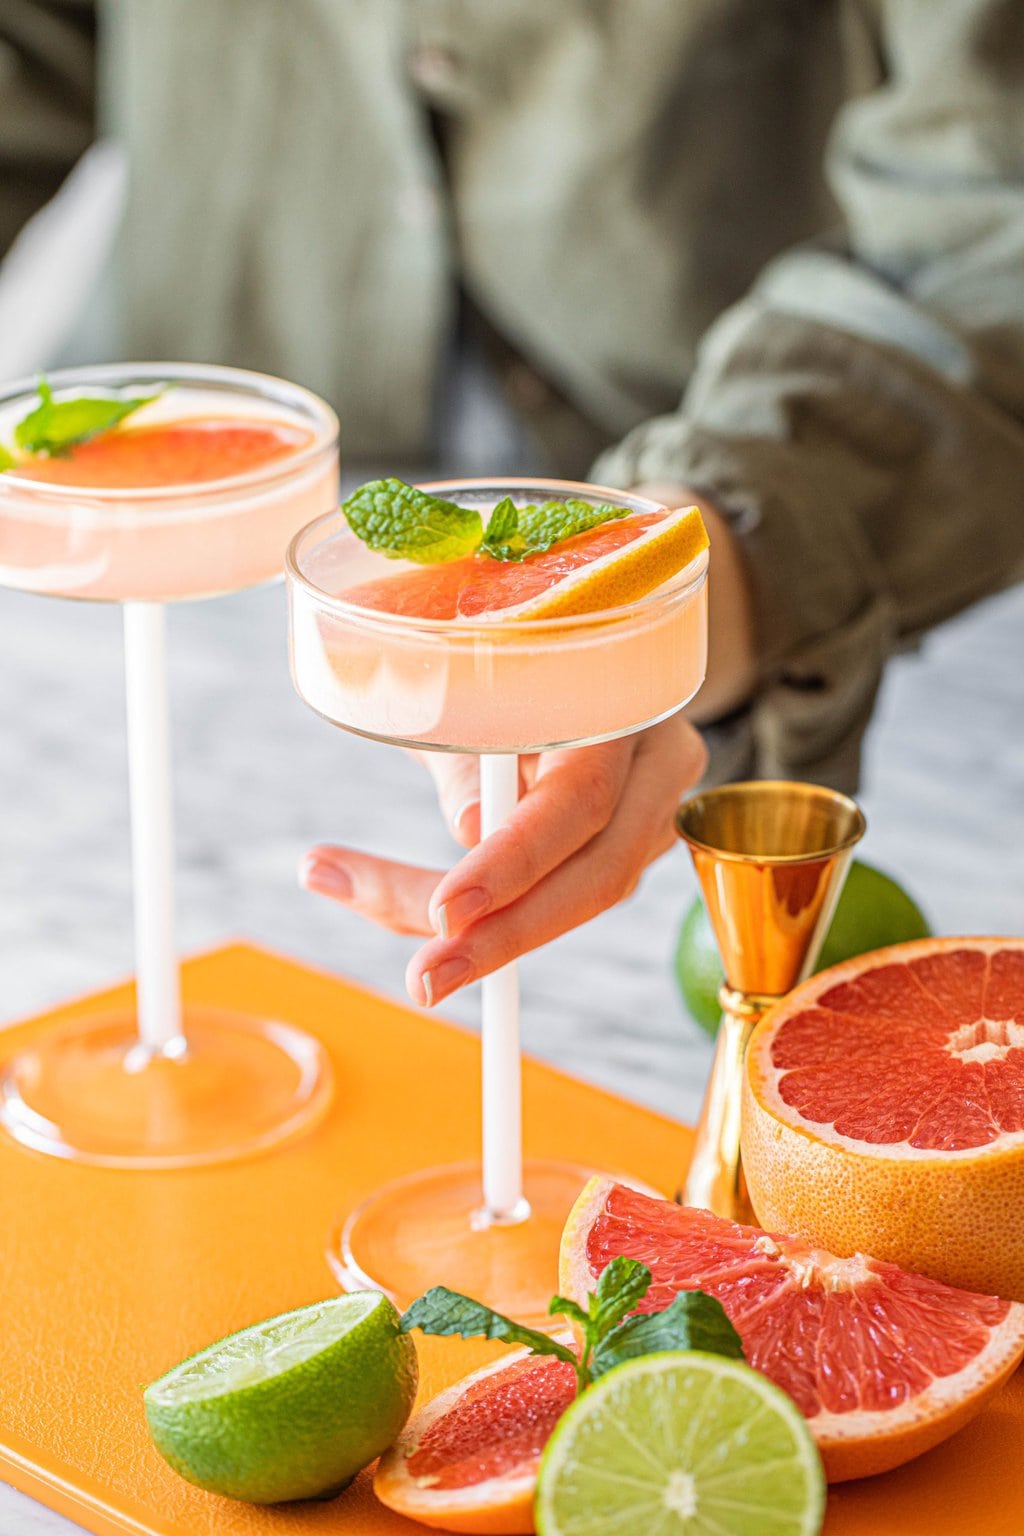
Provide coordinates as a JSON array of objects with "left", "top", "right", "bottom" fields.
[
  {"left": 535, "top": 1351, "right": 825, "bottom": 1536},
  {"left": 144, "top": 1292, "right": 418, "bottom": 1504}
]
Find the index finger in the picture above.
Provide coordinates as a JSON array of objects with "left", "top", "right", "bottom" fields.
[{"left": 427, "top": 737, "right": 637, "bottom": 937}]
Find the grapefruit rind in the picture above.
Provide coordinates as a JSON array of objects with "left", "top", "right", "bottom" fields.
[
  {"left": 742, "top": 936, "right": 1024, "bottom": 1300},
  {"left": 559, "top": 1176, "right": 1024, "bottom": 1483},
  {"left": 373, "top": 1339, "right": 574, "bottom": 1535},
  {"left": 500, "top": 504, "right": 707, "bottom": 621}
]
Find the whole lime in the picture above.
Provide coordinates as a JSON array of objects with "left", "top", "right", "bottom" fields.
[
  {"left": 675, "top": 858, "right": 931, "bottom": 1036},
  {"left": 144, "top": 1292, "right": 417, "bottom": 1504}
]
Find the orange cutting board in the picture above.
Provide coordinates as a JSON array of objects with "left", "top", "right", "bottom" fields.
[{"left": 0, "top": 943, "right": 1021, "bottom": 1535}]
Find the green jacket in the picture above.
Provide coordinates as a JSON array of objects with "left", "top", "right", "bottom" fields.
[{"left": 4, "top": 0, "right": 1023, "bottom": 787}]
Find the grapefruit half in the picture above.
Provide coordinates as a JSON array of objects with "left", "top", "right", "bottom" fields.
[
  {"left": 742, "top": 936, "right": 1024, "bottom": 1300},
  {"left": 341, "top": 505, "right": 707, "bottom": 621},
  {"left": 559, "top": 1178, "right": 1024, "bottom": 1482},
  {"left": 374, "top": 1345, "right": 577, "bottom": 1533}
]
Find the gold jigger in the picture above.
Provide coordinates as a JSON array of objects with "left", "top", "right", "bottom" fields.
[{"left": 675, "top": 781, "right": 865, "bottom": 1223}]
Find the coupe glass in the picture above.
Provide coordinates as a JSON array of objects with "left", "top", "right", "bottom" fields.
[
  {"left": 0, "top": 364, "right": 339, "bottom": 1166},
  {"left": 287, "top": 478, "right": 708, "bottom": 1319}
]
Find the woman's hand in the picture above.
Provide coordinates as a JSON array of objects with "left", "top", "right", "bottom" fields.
[{"left": 301, "top": 713, "right": 707, "bottom": 1007}]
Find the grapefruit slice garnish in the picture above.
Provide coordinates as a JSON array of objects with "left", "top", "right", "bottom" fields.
[
  {"left": 742, "top": 936, "right": 1024, "bottom": 1301},
  {"left": 374, "top": 1342, "right": 577, "bottom": 1533},
  {"left": 11, "top": 418, "right": 311, "bottom": 488},
  {"left": 341, "top": 504, "right": 708, "bottom": 622},
  {"left": 559, "top": 1177, "right": 1024, "bottom": 1483}
]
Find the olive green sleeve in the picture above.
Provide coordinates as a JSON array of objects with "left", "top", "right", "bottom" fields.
[
  {"left": 594, "top": 0, "right": 1024, "bottom": 792},
  {"left": 0, "top": 0, "right": 96, "bottom": 259}
]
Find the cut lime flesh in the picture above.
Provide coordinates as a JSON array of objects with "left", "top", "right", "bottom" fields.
[
  {"left": 535, "top": 1351, "right": 825, "bottom": 1536},
  {"left": 148, "top": 1292, "right": 380, "bottom": 1403},
  {"left": 144, "top": 1292, "right": 418, "bottom": 1504}
]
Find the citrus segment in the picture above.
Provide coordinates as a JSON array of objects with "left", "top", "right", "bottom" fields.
[
  {"left": 144, "top": 1292, "right": 417, "bottom": 1504},
  {"left": 341, "top": 505, "right": 707, "bottom": 621},
  {"left": 374, "top": 1345, "right": 577, "bottom": 1533},
  {"left": 742, "top": 937, "right": 1024, "bottom": 1298},
  {"left": 559, "top": 1177, "right": 1024, "bottom": 1481},
  {"left": 14, "top": 418, "right": 311, "bottom": 488},
  {"left": 535, "top": 1351, "right": 825, "bottom": 1536}
]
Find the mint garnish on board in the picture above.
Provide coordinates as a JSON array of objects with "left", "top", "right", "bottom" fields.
[
  {"left": 400, "top": 1255, "right": 744, "bottom": 1394},
  {"left": 341, "top": 478, "right": 631, "bottom": 565}
]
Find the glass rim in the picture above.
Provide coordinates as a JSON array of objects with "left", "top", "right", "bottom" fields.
[
  {"left": 285, "top": 477, "right": 709, "bottom": 636},
  {"left": 675, "top": 780, "right": 867, "bottom": 864},
  {"left": 0, "top": 361, "right": 339, "bottom": 504}
]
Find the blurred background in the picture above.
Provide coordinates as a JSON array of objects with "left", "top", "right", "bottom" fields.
[{"left": 1, "top": 0, "right": 1023, "bottom": 1129}]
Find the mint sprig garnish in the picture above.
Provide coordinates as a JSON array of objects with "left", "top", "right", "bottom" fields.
[
  {"left": 12, "top": 379, "right": 163, "bottom": 457},
  {"left": 590, "top": 1290, "right": 745, "bottom": 1377},
  {"left": 401, "top": 1256, "right": 743, "bottom": 1394},
  {"left": 342, "top": 479, "right": 632, "bottom": 565},
  {"left": 0, "top": 443, "right": 15, "bottom": 472}
]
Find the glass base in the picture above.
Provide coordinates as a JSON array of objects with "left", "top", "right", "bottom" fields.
[
  {"left": 0, "top": 1005, "right": 332, "bottom": 1168},
  {"left": 329, "top": 1159, "right": 620, "bottom": 1325}
]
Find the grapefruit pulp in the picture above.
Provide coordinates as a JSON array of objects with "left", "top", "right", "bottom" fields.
[
  {"left": 742, "top": 937, "right": 1024, "bottom": 1299},
  {"left": 341, "top": 504, "right": 707, "bottom": 621},
  {"left": 12, "top": 418, "right": 311, "bottom": 488},
  {"left": 559, "top": 1178, "right": 1024, "bottom": 1482},
  {"left": 374, "top": 1345, "right": 577, "bottom": 1533}
]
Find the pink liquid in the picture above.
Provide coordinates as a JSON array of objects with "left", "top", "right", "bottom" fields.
[{"left": 289, "top": 521, "right": 708, "bottom": 753}]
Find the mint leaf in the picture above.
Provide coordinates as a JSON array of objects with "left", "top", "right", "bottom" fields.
[
  {"left": 480, "top": 496, "right": 525, "bottom": 561},
  {"left": 549, "top": 1259, "right": 652, "bottom": 1382},
  {"left": 401, "top": 1287, "right": 584, "bottom": 1387},
  {"left": 343, "top": 478, "right": 483, "bottom": 564},
  {"left": 549, "top": 1295, "right": 591, "bottom": 1330},
  {"left": 481, "top": 498, "right": 632, "bottom": 562},
  {"left": 0, "top": 442, "right": 15, "bottom": 472},
  {"left": 518, "top": 499, "right": 630, "bottom": 554},
  {"left": 591, "top": 1256, "right": 652, "bottom": 1335},
  {"left": 483, "top": 497, "right": 519, "bottom": 547},
  {"left": 591, "top": 1292, "right": 744, "bottom": 1380},
  {"left": 14, "top": 379, "right": 162, "bottom": 456}
]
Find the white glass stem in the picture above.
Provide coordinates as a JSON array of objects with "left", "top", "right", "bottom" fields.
[
  {"left": 123, "top": 602, "right": 183, "bottom": 1055},
  {"left": 479, "top": 753, "right": 524, "bottom": 1221}
]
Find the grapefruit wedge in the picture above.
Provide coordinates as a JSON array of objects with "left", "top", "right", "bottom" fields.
[
  {"left": 341, "top": 505, "right": 707, "bottom": 621},
  {"left": 374, "top": 1345, "right": 577, "bottom": 1533},
  {"left": 742, "top": 937, "right": 1024, "bottom": 1300},
  {"left": 559, "top": 1178, "right": 1024, "bottom": 1482},
  {"left": 13, "top": 418, "right": 310, "bottom": 488}
]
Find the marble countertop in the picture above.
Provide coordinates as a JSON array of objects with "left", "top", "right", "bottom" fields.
[{"left": 1, "top": 578, "right": 1022, "bottom": 1534}]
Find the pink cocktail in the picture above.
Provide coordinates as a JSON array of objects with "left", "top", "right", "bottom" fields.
[
  {"left": 288, "top": 479, "right": 708, "bottom": 1319},
  {"left": 0, "top": 364, "right": 339, "bottom": 1167}
]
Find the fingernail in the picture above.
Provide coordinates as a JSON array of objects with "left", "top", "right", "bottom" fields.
[
  {"left": 420, "top": 956, "right": 473, "bottom": 1007},
  {"left": 300, "top": 855, "right": 353, "bottom": 901},
  {"left": 435, "top": 886, "right": 490, "bottom": 939},
  {"left": 452, "top": 798, "right": 480, "bottom": 837}
]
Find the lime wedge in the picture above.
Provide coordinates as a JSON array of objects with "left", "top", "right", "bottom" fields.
[
  {"left": 535, "top": 1351, "right": 825, "bottom": 1536},
  {"left": 144, "top": 1292, "right": 417, "bottom": 1504}
]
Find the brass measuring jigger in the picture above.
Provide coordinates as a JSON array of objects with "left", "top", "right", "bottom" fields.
[{"left": 675, "top": 781, "right": 866, "bottom": 1223}]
